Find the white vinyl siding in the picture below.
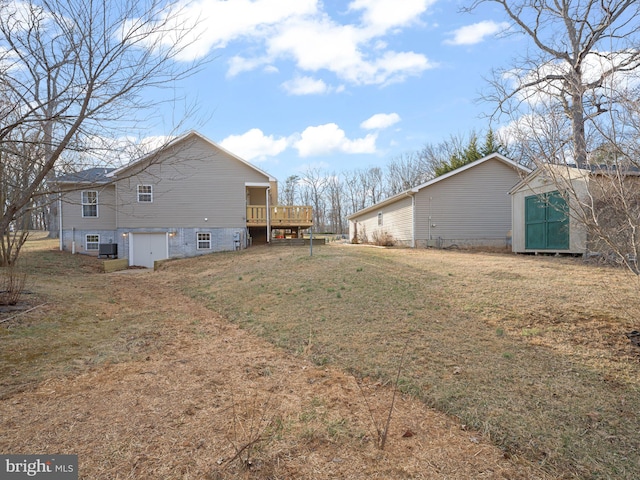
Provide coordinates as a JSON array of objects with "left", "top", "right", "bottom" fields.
[
  {"left": 115, "top": 135, "right": 271, "bottom": 229},
  {"left": 414, "top": 159, "right": 520, "bottom": 244},
  {"left": 61, "top": 186, "right": 116, "bottom": 230},
  {"left": 352, "top": 196, "right": 413, "bottom": 246}
]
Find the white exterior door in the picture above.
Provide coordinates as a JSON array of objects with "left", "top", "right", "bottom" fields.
[{"left": 129, "top": 233, "right": 168, "bottom": 268}]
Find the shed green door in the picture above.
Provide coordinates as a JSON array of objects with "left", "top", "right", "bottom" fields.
[{"left": 525, "top": 191, "right": 569, "bottom": 250}]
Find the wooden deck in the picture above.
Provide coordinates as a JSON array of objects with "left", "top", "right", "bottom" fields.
[{"left": 246, "top": 205, "right": 313, "bottom": 228}]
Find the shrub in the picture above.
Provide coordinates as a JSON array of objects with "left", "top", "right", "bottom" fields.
[
  {"left": 0, "top": 263, "right": 27, "bottom": 306},
  {"left": 371, "top": 230, "right": 395, "bottom": 247}
]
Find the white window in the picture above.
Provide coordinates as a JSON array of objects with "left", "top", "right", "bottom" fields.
[
  {"left": 377, "top": 212, "right": 383, "bottom": 226},
  {"left": 86, "top": 234, "right": 100, "bottom": 251},
  {"left": 197, "top": 232, "right": 211, "bottom": 250},
  {"left": 81, "top": 191, "right": 98, "bottom": 217},
  {"left": 137, "top": 185, "right": 153, "bottom": 203}
]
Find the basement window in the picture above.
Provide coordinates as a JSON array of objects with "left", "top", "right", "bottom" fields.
[
  {"left": 86, "top": 234, "right": 100, "bottom": 251},
  {"left": 197, "top": 232, "right": 211, "bottom": 250}
]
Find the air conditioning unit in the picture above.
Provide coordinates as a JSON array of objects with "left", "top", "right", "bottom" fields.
[{"left": 98, "top": 243, "right": 118, "bottom": 258}]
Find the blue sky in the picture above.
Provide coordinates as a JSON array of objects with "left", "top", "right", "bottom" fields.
[{"left": 152, "top": 0, "right": 521, "bottom": 182}]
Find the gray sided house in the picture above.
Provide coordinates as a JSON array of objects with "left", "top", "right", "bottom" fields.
[
  {"left": 54, "top": 131, "right": 312, "bottom": 267},
  {"left": 348, "top": 153, "right": 530, "bottom": 249}
]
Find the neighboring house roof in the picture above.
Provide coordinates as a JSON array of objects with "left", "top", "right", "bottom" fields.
[
  {"left": 348, "top": 153, "right": 531, "bottom": 220},
  {"left": 107, "top": 130, "right": 277, "bottom": 182},
  {"left": 55, "top": 167, "right": 116, "bottom": 184}
]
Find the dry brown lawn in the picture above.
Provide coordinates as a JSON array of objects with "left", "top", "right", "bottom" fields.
[{"left": 1, "top": 236, "right": 639, "bottom": 479}]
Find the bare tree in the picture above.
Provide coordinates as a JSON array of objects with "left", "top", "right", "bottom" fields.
[
  {"left": 474, "top": 0, "right": 640, "bottom": 167},
  {"left": 300, "top": 167, "right": 329, "bottom": 232},
  {"left": 362, "top": 167, "right": 384, "bottom": 206},
  {"left": 473, "top": 0, "right": 640, "bottom": 271},
  {"left": 343, "top": 169, "right": 367, "bottom": 214},
  {"left": 418, "top": 133, "right": 470, "bottom": 178},
  {"left": 385, "top": 151, "right": 431, "bottom": 196},
  {"left": 326, "top": 173, "right": 345, "bottom": 234},
  {"left": 280, "top": 175, "right": 300, "bottom": 206},
  {"left": 0, "top": 0, "right": 200, "bottom": 265}
]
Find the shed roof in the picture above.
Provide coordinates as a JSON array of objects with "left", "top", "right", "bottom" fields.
[
  {"left": 508, "top": 163, "right": 592, "bottom": 195},
  {"left": 348, "top": 153, "right": 530, "bottom": 220}
]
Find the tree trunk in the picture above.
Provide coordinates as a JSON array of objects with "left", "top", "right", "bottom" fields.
[{"left": 570, "top": 69, "right": 588, "bottom": 168}]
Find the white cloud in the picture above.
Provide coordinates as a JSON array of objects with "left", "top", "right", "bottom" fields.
[
  {"left": 163, "top": 0, "right": 318, "bottom": 61},
  {"left": 508, "top": 51, "right": 640, "bottom": 108},
  {"left": 294, "top": 123, "right": 378, "bottom": 157},
  {"left": 348, "top": 0, "right": 436, "bottom": 35},
  {"left": 444, "top": 20, "right": 509, "bottom": 46},
  {"left": 263, "top": 16, "right": 434, "bottom": 85},
  {"left": 220, "top": 128, "right": 289, "bottom": 161},
  {"left": 218, "top": 122, "right": 380, "bottom": 160},
  {"left": 361, "top": 113, "right": 401, "bottom": 130},
  {"left": 227, "top": 56, "right": 270, "bottom": 77},
  {"left": 148, "top": 0, "right": 435, "bottom": 87},
  {"left": 281, "top": 76, "right": 329, "bottom": 95}
]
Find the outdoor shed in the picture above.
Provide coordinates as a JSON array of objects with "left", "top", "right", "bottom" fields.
[
  {"left": 510, "top": 165, "right": 589, "bottom": 254},
  {"left": 348, "top": 153, "right": 530, "bottom": 249}
]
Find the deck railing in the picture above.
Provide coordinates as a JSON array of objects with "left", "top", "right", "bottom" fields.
[{"left": 246, "top": 205, "right": 313, "bottom": 226}]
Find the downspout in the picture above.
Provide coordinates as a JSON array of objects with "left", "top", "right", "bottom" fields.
[
  {"left": 58, "top": 194, "right": 63, "bottom": 251},
  {"left": 428, "top": 196, "right": 433, "bottom": 245},
  {"left": 411, "top": 193, "right": 416, "bottom": 248},
  {"left": 266, "top": 186, "right": 271, "bottom": 243},
  {"left": 115, "top": 181, "right": 118, "bottom": 237}
]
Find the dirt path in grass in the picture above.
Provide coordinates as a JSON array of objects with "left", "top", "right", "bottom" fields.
[{"left": 1, "top": 268, "right": 550, "bottom": 479}]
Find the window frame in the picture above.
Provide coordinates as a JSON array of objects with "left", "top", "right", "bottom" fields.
[
  {"left": 197, "top": 232, "right": 211, "bottom": 250},
  {"left": 85, "top": 234, "right": 100, "bottom": 251},
  {"left": 81, "top": 190, "right": 98, "bottom": 218},
  {"left": 137, "top": 184, "right": 153, "bottom": 203},
  {"left": 377, "top": 211, "right": 383, "bottom": 226}
]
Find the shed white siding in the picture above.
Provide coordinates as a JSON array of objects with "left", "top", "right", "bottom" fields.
[
  {"left": 350, "top": 195, "right": 413, "bottom": 246},
  {"left": 510, "top": 168, "right": 588, "bottom": 254}
]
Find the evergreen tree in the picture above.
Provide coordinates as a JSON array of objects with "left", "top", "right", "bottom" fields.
[{"left": 434, "top": 129, "right": 506, "bottom": 177}]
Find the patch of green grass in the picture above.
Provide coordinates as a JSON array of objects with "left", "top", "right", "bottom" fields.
[
  {"left": 0, "top": 237, "right": 175, "bottom": 398},
  {"left": 521, "top": 327, "right": 543, "bottom": 337},
  {"left": 175, "top": 245, "right": 640, "bottom": 479},
  {"left": 9, "top": 237, "right": 640, "bottom": 479}
]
